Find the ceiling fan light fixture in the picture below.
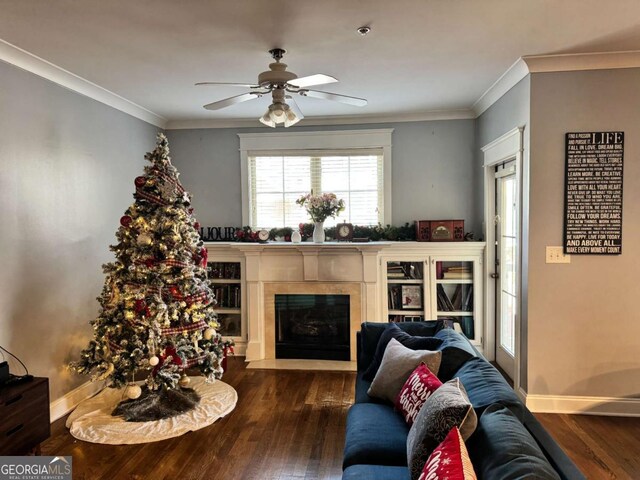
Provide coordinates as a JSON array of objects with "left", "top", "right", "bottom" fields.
[
  {"left": 284, "top": 108, "right": 301, "bottom": 127},
  {"left": 259, "top": 110, "right": 276, "bottom": 128},
  {"left": 259, "top": 102, "right": 300, "bottom": 128}
]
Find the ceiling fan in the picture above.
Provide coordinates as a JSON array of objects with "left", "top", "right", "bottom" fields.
[{"left": 196, "top": 48, "right": 367, "bottom": 127}]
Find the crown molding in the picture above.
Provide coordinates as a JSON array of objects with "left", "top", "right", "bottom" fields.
[
  {"left": 165, "top": 109, "right": 475, "bottom": 130},
  {"left": 474, "top": 51, "right": 640, "bottom": 117},
  {"left": 523, "top": 50, "right": 640, "bottom": 73},
  {"left": 0, "top": 38, "right": 167, "bottom": 128},
  {"left": 472, "top": 58, "right": 529, "bottom": 117}
]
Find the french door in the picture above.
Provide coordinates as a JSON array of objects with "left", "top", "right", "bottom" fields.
[{"left": 494, "top": 162, "right": 517, "bottom": 379}]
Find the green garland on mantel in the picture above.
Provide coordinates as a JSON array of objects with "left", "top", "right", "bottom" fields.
[{"left": 233, "top": 223, "right": 417, "bottom": 242}]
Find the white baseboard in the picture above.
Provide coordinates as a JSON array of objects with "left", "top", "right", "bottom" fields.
[
  {"left": 50, "top": 380, "right": 105, "bottom": 422},
  {"left": 525, "top": 393, "right": 640, "bottom": 417}
]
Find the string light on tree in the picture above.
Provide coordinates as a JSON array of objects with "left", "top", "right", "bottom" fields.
[{"left": 71, "top": 133, "right": 233, "bottom": 422}]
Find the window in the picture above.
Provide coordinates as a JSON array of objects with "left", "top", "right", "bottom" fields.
[
  {"left": 239, "top": 129, "right": 393, "bottom": 230},
  {"left": 249, "top": 151, "right": 383, "bottom": 229}
]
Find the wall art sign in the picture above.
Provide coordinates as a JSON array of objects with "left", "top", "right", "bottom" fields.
[
  {"left": 199, "top": 226, "right": 238, "bottom": 241},
  {"left": 564, "top": 131, "right": 624, "bottom": 255}
]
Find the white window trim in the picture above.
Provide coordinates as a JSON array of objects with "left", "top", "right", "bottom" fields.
[{"left": 238, "top": 129, "right": 394, "bottom": 227}]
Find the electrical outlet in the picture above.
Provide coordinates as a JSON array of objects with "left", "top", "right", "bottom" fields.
[{"left": 546, "top": 246, "right": 571, "bottom": 264}]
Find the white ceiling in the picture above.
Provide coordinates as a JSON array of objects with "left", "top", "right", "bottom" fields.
[{"left": 2, "top": 0, "right": 640, "bottom": 126}]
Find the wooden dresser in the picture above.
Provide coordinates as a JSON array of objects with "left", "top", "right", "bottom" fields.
[{"left": 0, "top": 377, "right": 50, "bottom": 455}]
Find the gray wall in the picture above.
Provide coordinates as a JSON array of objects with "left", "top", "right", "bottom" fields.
[
  {"left": 475, "top": 76, "right": 531, "bottom": 390},
  {"left": 0, "top": 61, "right": 158, "bottom": 400},
  {"left": 166, "top": 119, "right": 479, "bottom": 233},
  {"left": 528, "top": 69, "right": 640, "bottom": 399}
]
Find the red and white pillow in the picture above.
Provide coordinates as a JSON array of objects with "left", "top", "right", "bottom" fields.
[
  {"left": 395, "top": 362, "right": 443, "bottom": 425},
  {"left": 418, "top": 427, "right": 477, "bottom": 480}
]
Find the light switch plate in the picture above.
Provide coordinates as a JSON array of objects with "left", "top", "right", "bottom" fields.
[{"left": 546, "top": 246, "right": 571, "bottom": 264}]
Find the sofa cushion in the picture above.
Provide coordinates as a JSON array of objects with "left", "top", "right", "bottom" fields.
[
  {"left": 359, "top": 321, "right": 442, "bottom": 370},
  {"left": 437, "top": 346, "right": 477, "bottom": 382},
  {"left": 342, "top": 465, "right": 411, "bottom": 480},
  {"left": 368, "top": 339, "right": 442, "bottom": 404},
  {"left": 354, "top": 372, "right": 377, "bottom": 404},
  {"left": 395, "top": 363, "right": 442, "bottom": 426},
  {"left": 466, "top": 404, "right": 561, "bottom": 480},
  {"left": 453, "top": 357, "right": 526, "bottom": 420},
  {"left": 343, "top": 403, "right": 410, "bottom": 469},
  {"left": 434, "top": 328, "right": 479, "bottom": 355},
  {"left": 419, "top": 427, "right": 477, "bottom": 480},
  {"left": 362, "top": 323, "right": 443, "bottom": 381},
  {"left": 406, "top": 378, "right": 477, "bottom": 480}
]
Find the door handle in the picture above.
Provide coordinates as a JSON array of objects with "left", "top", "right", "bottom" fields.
[{"left": 490, "top": 273, "right": 500, "bottom": 279}]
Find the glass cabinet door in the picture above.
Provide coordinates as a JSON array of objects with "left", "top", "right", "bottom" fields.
[
  {"left": 431, "top": 258, "right": 479, "bottom": 343},
  {"left": 385, "top": 261, "right": 426, "bottom": 323},
  {"left": 207, "top": 261, "right": 243, "bottom": 338}
]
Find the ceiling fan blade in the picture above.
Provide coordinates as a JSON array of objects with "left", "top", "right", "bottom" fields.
[
  {"left": 203, "top": 92, "right": 262, "bottom": 111},
  {"left": 300, "top": 89, "right": 367, "bottom": 107},
  {"left": 285, "top": 95, "right": 305, "bottom": 120},
  {"left": 288, "top": 74, "right": 338, "bottom": 88},
  {"left": 196, "top": 82, "right": 261, "bottom": 88}
]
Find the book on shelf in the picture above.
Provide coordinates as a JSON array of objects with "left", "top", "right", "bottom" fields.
[
  {"left": 207, "top": 262, "right": 241, "bottom": 279},
  {"left": 389, "top": 314, "right": 424, "bottom": 323},
  {"left": 436, "top": 284, "right": 455, "bottom": 311},
  {"left": 442, "top": 272, "right": 473, "bottom": 280},
  {"left": 211, "top": 284, "right": 241, "bottom": 309},
  {"left": 387, "top": 272, "right": 407, "bottom": 279},
  {"left": 387, "top": 262, "right": 422, "bottom": 280},
  {"left": 451, "top": 285, "right": 463, "bottom": 310},
  {"left": 462, "top": 285, "right": 473, "bottom": 311},
  {"left": 401, "top": 285, "right": 422, "bottom": 309}
]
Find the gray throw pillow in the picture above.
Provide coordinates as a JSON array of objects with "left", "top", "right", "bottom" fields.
[
  {"left": 367, "top": 338, "right": 442, "bottom": 404},
  {"left": 406, "top": 378, "right": 477, "bottom": 480}
]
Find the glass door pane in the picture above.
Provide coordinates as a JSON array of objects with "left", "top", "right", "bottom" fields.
[{"left": 499, "top": 175, "right": 517, "bottom": 355}]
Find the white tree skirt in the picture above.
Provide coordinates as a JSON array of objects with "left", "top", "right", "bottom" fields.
[{"left": 66, "top": 377, "right": 237, "bottom": 445}]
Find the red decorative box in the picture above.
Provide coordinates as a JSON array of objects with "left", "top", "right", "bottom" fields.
[{"left": 415, "top": 220, "right": 464, "bottom": 242}]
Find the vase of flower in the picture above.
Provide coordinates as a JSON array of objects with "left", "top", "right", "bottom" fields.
[
  {"left": 313, "top": 221, "right": 325, "bottom": 243},
  {"left": 296, "top": 191, "right": 346, "bottom": 244}
]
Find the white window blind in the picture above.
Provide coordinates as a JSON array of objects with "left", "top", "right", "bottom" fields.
[{"left": 249, "top": 149, "right": 384, "bottom": 229}]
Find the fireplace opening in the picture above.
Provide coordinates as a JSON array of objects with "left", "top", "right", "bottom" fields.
[{"left": 275, "top": 294, "right": 350, "bottom": 361}]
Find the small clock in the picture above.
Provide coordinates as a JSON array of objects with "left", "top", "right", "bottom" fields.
[
  {"left": 336, "top": 222, "right": 354, "bottom": 242},
  {"left": 257, "top": 229, "right": 270, "bottom": 243}
]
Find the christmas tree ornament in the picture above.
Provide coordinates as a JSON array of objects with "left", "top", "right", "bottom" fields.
[
  {"left": 136, "top": 233, "right": 153, "bottom": 246},
  {"left": 178, "top": 375, "right": 191, "bottom": 388},
  {"left": 125, "top": 383, "right": 142, "bottom": 399},
  {"left": 203, "top": 327, "right": 216, "bottom": 340},
  {"left": 159, "top": 180, "right": 177, "bottom": 200},
  {"left": 70, "top": 133, "right": 233, "bottom": 422}
]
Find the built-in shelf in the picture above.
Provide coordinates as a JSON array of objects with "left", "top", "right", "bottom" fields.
[
  {"left": 436, "top": 279, "right": 473, "bottom": 284},
  {"left": 386, "top": 279, "right": 423, "bottom": 284},
  {"left": 209, "top": 279, "right": 241, "bottom": 284},
  {"left": 213, "top": 308, "right": 241, "bottom": 314},
  {"left": 388, "top": 309, "right": 424, "bottom": 315},
  {"left": 436, "top": 311, "right": 473, "bottom": 317}
]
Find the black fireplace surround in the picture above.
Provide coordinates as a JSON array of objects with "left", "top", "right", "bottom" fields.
[{"left": 275, "top": 294, "right": 350, "bottom": 361}]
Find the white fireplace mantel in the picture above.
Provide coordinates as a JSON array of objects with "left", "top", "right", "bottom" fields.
[{"left": 205, "top": 241, "right": 486, "bottom": 363}]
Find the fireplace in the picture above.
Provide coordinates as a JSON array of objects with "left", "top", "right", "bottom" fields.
[{"left": 275, "top": 294, "right": 350, "bottom": 361}]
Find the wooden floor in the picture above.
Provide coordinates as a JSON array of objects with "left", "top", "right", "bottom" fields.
[{"left": 43, "top": 357, "right": 640, "bottom": 480}]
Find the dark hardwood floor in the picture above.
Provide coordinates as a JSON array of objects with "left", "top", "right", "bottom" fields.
[{"left": 42, "top": 357, "right": 640, "bottom": 479}]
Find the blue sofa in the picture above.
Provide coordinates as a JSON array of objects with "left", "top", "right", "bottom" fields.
[{"left": 342, "top": 322, "right": 585, "bottom": 480}]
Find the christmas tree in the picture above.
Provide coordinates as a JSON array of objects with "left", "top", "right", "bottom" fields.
[{"left": 72, "top": 133, "right": 232, "bottom": 421}]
